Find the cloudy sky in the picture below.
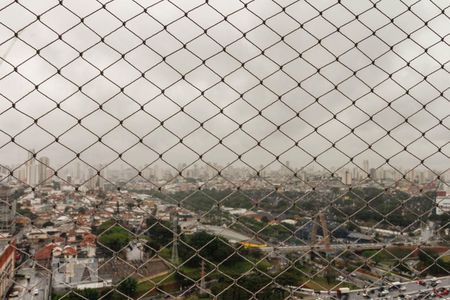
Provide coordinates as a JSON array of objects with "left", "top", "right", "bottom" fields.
[{"left": 0, "top": 0, "right": 449, "bottom": 177}]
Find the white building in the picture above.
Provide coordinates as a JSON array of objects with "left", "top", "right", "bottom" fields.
[
  {"left": 436, "top": 185, "right": 450, "bottom": 215},
  {"left": 38, "top": 156, "right": 51, "bottom": 185}
]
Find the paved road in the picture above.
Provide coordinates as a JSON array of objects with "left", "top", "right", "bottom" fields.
[
  {"left": 13, "top": 264, "right": 50, "bottom": 300},
  {"left": 262, "top": 243, "right": 385, "bottom": 253},
  {"left": 291, "top": 276, "right": 450, "bottom": 300}
]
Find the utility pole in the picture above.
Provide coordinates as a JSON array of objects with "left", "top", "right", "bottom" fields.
[
  {"left": 171, "top": 212, "right": 179, "bottom": 264},
  {"left": 200, "top": 259, "right": 206, "bottom": 292}
]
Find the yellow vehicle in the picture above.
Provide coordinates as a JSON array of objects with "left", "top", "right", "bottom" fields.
[{"left": 240, "top": 241, "right": 267, "bottom": 248}]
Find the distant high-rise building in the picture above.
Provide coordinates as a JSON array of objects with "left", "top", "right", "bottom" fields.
[
  {"left": 17, "top": 167, "right": 26, "bottom": 183},
  {"left": 25, "top": 149, "right": 38, "bottom": 186},
  {"left": 0, "top": 185, "right": 16, "bottom": 234},
  {"left": 363, "top": 160, "right": 369, "bottom": 175},
  {"left": 87, "top": 169, "right": 96, "bottom": 190},
  {"left": 369, "top": 168, "right": 377, "bottom": 180},
  {"left": 98, "top": 165, "right": 106, "bottom": 190},
  {"left": 85, "top": 166, "right": 107, "bottom": 190},
  {"left": 419, "top": 171, "right": 426, "bottom": 184},
  {"left": 352, "top": 167, "right": 359, "bottom": 181},
  {"left": 344, "top": 170, "right": 352, "bottom": 185},
  {"left": 192, "top": 164, "right": 199, "bottom": 178},
  {"left": 38, "top": 156, "right": 50, "bottom": 185}
]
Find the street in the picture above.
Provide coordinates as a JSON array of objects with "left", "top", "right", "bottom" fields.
[
  {"left": 11, "top": 263, "right": 50, "bottom": 300},
  {"left": 299, "top": 276, "right": 450, "bottom": 300}
]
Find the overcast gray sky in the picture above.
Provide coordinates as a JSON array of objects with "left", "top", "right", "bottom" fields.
[{"left": 0, "top": 0, "right": 449, "bottom": 176}]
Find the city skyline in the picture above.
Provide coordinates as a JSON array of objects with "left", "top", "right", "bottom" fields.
[
  {"left": 1, "top": 1, "right": 450, "bottom": 299},
  {"left": 0, "top": 0, "right": 449, "bottom": 172}
]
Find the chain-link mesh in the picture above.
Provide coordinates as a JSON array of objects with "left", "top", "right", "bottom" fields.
[{"left": 0, "top": 0, "right": 450, "bottom": 299}]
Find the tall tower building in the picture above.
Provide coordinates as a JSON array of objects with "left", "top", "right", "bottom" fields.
[
  {"left": 25, "top": 149, "right": 37, "bottom": 186},
  {"left": 38, "top": 156, "right": 50, "bottom": 185},
  {"left": 96, "top": 165, "right": 106, "bottom": 190},
  {"left": 363, "top": 160, "right": 369, "bottom": 175},
  {"left": 418, "top": 171, "right": 425, "bottom": 184},
  {"left": 0, "top": 185, "right": 16, "bottom": 234},
  {"left": 352, "top": 167, "right": 359, "bottom": 181},
  {"left": 344, "top": 170, "right": 352, "bottom": 185},
  {"left": 17, "top": 167, "right": 26, "bottom": 183},
  {"left": 87, "top": 169, "right": 96, "bottom": 190}
]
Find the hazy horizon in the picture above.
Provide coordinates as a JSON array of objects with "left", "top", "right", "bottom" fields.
[{"left": 0, "top": 0, "right": 449, "bottom": 180}]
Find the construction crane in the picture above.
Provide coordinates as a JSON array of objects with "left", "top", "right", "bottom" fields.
[{"left": 310, "top": 212, "right": 331, "bottom": 252}]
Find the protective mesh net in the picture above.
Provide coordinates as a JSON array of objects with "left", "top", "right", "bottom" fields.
[{"left": 0, "top": 0, "right": 450, "bottom": 299}]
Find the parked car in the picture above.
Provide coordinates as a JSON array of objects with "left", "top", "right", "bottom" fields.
[{"left": 417, "top": 280, "right": 426, "bottom": 286}]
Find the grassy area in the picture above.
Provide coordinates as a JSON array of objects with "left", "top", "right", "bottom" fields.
[
  {"left": 150, "top": 272, "right": 176, "bottom": 284},
  {"left": 157, "top": 248, "right": 172, "bottom": 260},
  {"left": 305, "top": 277, "right": 338, "bottom": 290},
  {"left": 361, "top": 248, "right": 414, "bottom": 263},
  {"left": 136, "top": 281, "right": 155, "bottom": 296},
  {"left": 136, "top": 273, "right": 177, "bottom": 297},
  {"left": 219, "top": 260, "right": 253, "bottom": 276},
  {"left": 219, "top": 259, "right": 271, "bottom": 277},
  {"left": 135, "top": 259, "right": 271, "bottom": 297},
  {"left": 135, "top": 258, "right": 359, "bottom": 299},
  {"left": 386, "top": 247, "right": 415, "bottom": 258},
  {"left": 180, "top": 265, "right": 201, "bottom": 280}
]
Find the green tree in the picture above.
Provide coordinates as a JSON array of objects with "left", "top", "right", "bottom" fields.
[
  {"left": 145, "top": 216, "right": 174, "bottom": 250},
  {"left": 16, "top": 206, "right": 37, "bottom": 220},
  {"left": 180, "top": 231, "right": 237, "bottom": 267},
  {"left": 325, "top": 266, "right": 336, "bottom": 285},
  {"left": 275, "top": 267, "right": 304, "bottom": 286},
  {"left": 53, "top": 289, "right": 99, "bottom": 300},
  {"left": 118, "top": 277, "right": 138, "bottom": 297},
  {"left": 175, "top": 271, "right": 193, "bottom": 289},
  {"left": 76, "top": 289, "right": 99, "bottom": 300},
  {"left": 95, "top": 220, "right": 116, "bottom": 235}
]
